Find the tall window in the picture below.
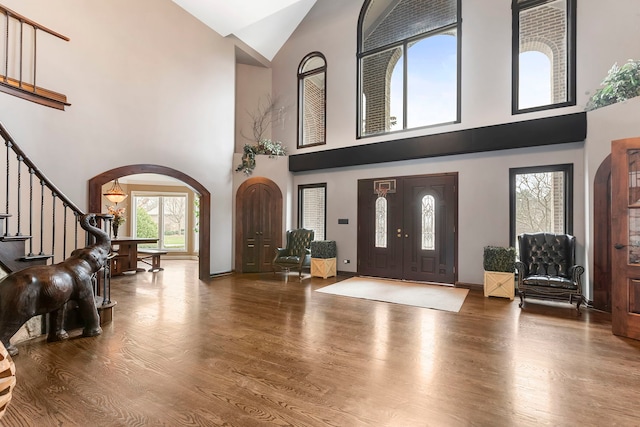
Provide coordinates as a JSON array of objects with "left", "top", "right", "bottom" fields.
[
  {"left": 358, "top": 0, "right": 460, "bottom": 137},
  {"left": 133, "top": 192, "right": 188, "bottom": 251},
  {"left": 512, "top": 0, "right": 576, "bottom": 113},
  {"left": 509, "top": 164, "right": 573, "bottom": 247},
  {"left": 298, "top": 184, "right": 326, "bottom": 240},
  {"left": 298, "top": 53, "right": 326, "bottom": 148}
]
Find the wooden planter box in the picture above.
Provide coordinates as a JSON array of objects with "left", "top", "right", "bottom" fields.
[
  {"left": 311, "top": 258, "right": 336, "bottom": 279},
  {"left": 484, "top": 271, "right": 515, "bottom": 300}
]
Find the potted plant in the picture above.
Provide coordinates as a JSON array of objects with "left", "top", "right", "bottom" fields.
[
  {"left": 585, "top": 59, "right": 640, "bottom": 111},
  {"left": 483, "top": 246, "right": 516, "bottom": 300},
  {"left": 310, "top": 240, "right": 337, "bottom": 279},
  {"left": 235, "top": 139, "right": 287, "bottom": 176}
]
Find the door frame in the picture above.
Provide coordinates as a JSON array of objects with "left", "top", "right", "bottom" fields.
[
  {"left": 89, "top": 164, "right": 211, "bottom": 281},
  {"left": 235, "top": 177, "right": 283, "bottom": 273},
  {"left": 357, "top": 172, "right": 458, "bottom": 284}
]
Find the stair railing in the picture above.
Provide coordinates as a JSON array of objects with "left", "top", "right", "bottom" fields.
[{"left": 0, "top": 122, "right": 86, "bottom": 266}]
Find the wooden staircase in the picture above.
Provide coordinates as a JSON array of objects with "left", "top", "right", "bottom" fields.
[{"left": 0, "top": 122, "right": 113, "bottom": 342}]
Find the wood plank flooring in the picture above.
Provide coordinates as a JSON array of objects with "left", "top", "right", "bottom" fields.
[{"left": 2, "top": 260, "right": 640, "bottom": 426}]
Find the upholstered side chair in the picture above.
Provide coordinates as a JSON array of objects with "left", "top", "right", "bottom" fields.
[
  {"left": 515, "top": 232, "right": 585, "bottom": 313},
  {"left": 272, "top": 228, "right": 315, "bottom": 279}
]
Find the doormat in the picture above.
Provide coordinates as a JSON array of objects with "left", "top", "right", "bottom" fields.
[{"left": 316, "top": 276, "right": 469, "bottom": 312}]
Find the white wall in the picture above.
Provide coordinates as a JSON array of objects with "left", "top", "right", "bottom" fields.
[
  {"left": 0, "top": 0, "right": 236, "bottom": 274},
  {"left": 265, "top": 0, "right": 640, "bottom": 291},
  {"left": 235, "top": 64, "right": 273, "bottom": 152}
]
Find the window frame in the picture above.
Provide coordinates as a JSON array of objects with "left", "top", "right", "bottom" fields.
[
  {"left": 297, "top": 52, "right": 327, "bottom": 149},
  {"left": 356, "top": 0, "right": 462, "bottom": 139},
  {"left": 131, "top": 190, "right": 190, "bottom": 252},
  {"left": 297, "top": 183, "right": 327, "bottom": 240},
  {"left": 511, "top": 0, "right": 577, "bottom": 115},
  {"left": 509, "top": 163, "right": 573, "bottom": 247}
]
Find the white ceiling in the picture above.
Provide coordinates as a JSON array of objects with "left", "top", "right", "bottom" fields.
[{"left": 172, "top": 0, "right": 317, "bottom": 61}]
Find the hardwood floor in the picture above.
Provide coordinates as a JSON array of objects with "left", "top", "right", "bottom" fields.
[{"left": 3, "top": 260, "right": 640, "bottom": 426}]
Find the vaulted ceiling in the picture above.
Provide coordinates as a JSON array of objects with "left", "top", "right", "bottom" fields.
[{"left": 172, "top": 0, "right": 317, "bottom": 61}]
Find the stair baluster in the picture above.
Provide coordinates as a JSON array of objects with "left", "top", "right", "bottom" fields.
[
  {"left": 15, "top": 155, "right": 22, "bottom": 236},
  {"left": 27, "top": 168, "right": 34, "bottom": 256}
]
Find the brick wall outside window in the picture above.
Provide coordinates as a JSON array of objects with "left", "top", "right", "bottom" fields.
[
  {"left": 519, "top": 2, "right": 567, "bottom": 105},
  {"left": 360, "top": 0, "right": 458, "bottom": 136}
]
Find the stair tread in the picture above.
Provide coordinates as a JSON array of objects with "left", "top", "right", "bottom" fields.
[
  {"left": 20, "top": 254, "right": 53, "bottom": 261},
  {"left": 1, "top": 234, "right": 31, "bottom": 242}
]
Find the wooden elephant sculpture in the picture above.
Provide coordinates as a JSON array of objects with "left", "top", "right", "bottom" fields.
[{"left": 0, "top": 213, "right": 111, "bottom": 356}]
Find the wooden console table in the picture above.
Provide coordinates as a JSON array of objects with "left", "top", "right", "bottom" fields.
[{"left": 110, "top": 237, "right": 158, "bottom": 276}]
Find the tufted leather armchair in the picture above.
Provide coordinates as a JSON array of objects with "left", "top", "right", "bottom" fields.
[
  {"left": 515, "top": 232, "right": 585, "bottom": 313},
  {"left": 272, "top": 229, "right": 315, "bottom": 279}
]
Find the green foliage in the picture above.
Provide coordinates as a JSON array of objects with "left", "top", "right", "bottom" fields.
[
  {"left": 236, "top": 139, "right": 287, "bottom": 176},
  {"left": 310, "top": 240, "right": 337, "bottom": 259},
  {"left": 483, "top": 246, "right": 516, "bottom": 273},
  {"left": 136, "top": 207, "right": 158, "bottom": 238},
  {"left": 586, "top": 59, "right": 640, "bottom": 111}
]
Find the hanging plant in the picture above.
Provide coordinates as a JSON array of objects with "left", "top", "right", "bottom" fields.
[
  {"left": 235, "top": 139, "right": 287, "bottom": 176},
  {"left": 586, "top": 59, "right": 640, "bottom": 111}
]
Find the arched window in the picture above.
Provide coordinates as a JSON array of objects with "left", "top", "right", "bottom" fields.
[
  {"left": 358, "top": 0, "right": 460, "bottom": 137},
  {"left": 298, "top": 52, "right": 326, "bottom": 148},
  {"left": 513, "top": 0, "right": 576, "bottom": 113}
]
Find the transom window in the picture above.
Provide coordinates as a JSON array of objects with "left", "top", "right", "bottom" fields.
[
  {"left": 358, "top": 0, "right": 460, "bottom": 137},
  {"left": 509, "top": 164, "right": 573, "bottom": 247},
  {"left": 298, "top": 52, "right": 326, "bottom": 148},
  {"left": 512, "top": 0, "right": 576, "bottom": 113}
]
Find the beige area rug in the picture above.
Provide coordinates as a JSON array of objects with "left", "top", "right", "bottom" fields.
[{"left": 316, "top": 276, "right": 469, "bottom": 312}]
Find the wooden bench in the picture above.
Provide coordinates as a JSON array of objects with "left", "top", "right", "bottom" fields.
[{"left": 137, "top": 249, "right": 167, "bottom": 272}]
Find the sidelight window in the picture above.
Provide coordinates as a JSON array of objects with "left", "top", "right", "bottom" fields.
[
  {"left": 509, "top": 164, "right": 573, "bottom": 247},
  {"left": 298, "top": 184, "right": 326, "bottom": 240}
]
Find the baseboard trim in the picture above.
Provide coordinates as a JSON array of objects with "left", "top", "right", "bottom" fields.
[{"left": 455, "top": 281, "right": 483, "bottom": 291}]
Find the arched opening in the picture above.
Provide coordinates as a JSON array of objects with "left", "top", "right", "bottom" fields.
[
  {"left": 593, "top": 154, "right": 612, "bottom": 311},
  {"left": 88, "top": 164, "right": 211, "bottom": 281}
]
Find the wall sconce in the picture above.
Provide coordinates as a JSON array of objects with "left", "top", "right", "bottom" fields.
[{"left": 103, "top": 179, "right": 128, "bottom": 204}]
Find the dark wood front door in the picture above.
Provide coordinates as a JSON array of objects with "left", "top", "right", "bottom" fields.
[
  {"left": 236, "top": 178, "right": 282, "bottom": 273},
  {"left": 357, "top": 174, "right": 457, "bottom": 284},
  {"left": 611, "top": 137, "right": 640, "bottom": 339}
]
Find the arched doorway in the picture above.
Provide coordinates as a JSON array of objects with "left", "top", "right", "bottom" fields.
[
  {"left": 593, "top": 154, "right": 612, "bottom": 311},
  {"left": 235, "top": 177, "right": 283, "bottom": 273},
  {"left": 89, "top": 164, "right": 211, "bottom": 281}
]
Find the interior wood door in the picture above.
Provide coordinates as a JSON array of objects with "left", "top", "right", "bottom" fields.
[
  {"left": 611, "top": 137, "right": 640, "bottom": 339},
  {"left": 357, "top": 174, "right": 457, "bottom": 284},
  {"left": 237, "top": 178, "right": 282, "bottom": 273}
]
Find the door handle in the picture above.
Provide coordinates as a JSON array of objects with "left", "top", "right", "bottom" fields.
[{"left": 614, "top": 243, "right": 626, "bottom": 250}]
